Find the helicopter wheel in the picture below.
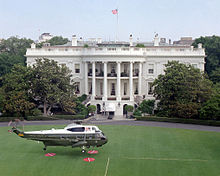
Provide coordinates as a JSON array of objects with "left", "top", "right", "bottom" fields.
[
  {"left": 43, "top": 147, "right": 47, "bottom": 151},
  {"left": 81, "top": 146, "right": 86, "bottom": 153}
]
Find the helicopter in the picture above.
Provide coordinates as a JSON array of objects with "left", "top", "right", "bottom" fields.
[{"left": 11, "top": 123, "right": 108, "bottom": 153}]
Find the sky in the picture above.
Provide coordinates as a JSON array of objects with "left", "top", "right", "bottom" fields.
[{"left": 0, "top": 0, "right": 220, "bottom": 42}]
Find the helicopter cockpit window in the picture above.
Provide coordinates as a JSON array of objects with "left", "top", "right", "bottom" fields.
[{"left": 67, "top": 127, "right": 85, "bottom": 132}]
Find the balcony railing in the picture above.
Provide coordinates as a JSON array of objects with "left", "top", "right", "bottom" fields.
[
  {"left": 95, "top": 96, "right": 102, "bottom": 100},
  {"left": 96, "top": 72, "right": 104, "bottom": 77},
  {"left": 121, "top": 72, "right": 129, "bottom": 77},
  {"left": 133, "top": 72, "right": 139, "bottom": 77},
  {"left": 122, "top": 97, "right": 130, "bottom": 100},
  {"left": 107, "top": 73, "right": 117, "bottom": 77},
  {"left": 107, "top": 97, "right": 116, "bottom": 100}
]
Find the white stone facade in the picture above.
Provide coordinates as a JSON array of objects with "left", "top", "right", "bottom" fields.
[{"left": 26, "top": 37, "right": 205, "bottom": 117}]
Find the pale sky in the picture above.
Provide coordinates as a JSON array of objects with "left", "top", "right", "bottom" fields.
[{"left": 0, "top": 0, "right": 220, "bottom": 42}]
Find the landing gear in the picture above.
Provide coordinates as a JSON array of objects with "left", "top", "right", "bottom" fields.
[
  {"left": 81, "top": 149, "right": 86, "bottom": 153},
  {"left": 81, "top": 146, "right": 86, "bottom": 153},
  {"left": 43, "top": 146, "right": 47, "bottom": 151}
]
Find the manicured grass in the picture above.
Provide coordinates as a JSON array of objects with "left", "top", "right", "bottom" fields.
[{"left": 0, "top": 125, "right": 220, "bottom": 176}]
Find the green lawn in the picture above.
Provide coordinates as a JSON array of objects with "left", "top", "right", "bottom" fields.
[{"left": 0, "top": 125, "right": 220, "bottom": 176}]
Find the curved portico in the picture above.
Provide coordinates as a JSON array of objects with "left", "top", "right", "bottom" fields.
[{"left": 83, "top": 59, "right": 144, "bottom": 116}]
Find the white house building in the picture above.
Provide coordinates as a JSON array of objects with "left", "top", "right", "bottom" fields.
[{"left": 26, "top": 35, "right": 205, "bottom": 117}]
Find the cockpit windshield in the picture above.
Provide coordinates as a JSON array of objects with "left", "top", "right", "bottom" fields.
[{"left": 67, "top": 127, "right": 85, "bottom": 132}]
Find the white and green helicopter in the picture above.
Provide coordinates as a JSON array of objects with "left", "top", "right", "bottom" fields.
[{"left": 11, "top": 123, "right": 108, "bottom": 153}]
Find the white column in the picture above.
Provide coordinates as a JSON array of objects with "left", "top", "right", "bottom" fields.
[
  {"left": 117, "top": 61, "right": 121, "bottom": 101},
  {"left": 84, "top": 62, "right": 88, "bottom": 95},
  {"left": 129, "top": 61, "right": 134, "bottom": 101},
  {"left": 138, "top": 62, "right": 142, "bottom": 96},
  {"left": 103, "top": 62, "right": 107, "bottom": 101},
  {"left": 92, "top": 62, "right": 96, "bottom": 100}
]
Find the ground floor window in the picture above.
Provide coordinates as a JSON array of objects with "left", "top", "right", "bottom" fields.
[
  {"left": 148, "top": 82, "right": 153, "bottom": 95},
  {"left": 75, "top": 82, "right": 80, "bottom": 94}
]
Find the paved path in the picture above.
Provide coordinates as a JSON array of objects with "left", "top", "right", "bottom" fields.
[{"left": 1, "top": 119, "right": 220, "bottom": 132}]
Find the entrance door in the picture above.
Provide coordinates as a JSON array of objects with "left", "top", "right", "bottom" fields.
[
  {"left": 123, "top": 104, "right": 128, "bottom": 115},
  {"left": 96, "top": 104, "right": 101, "bottom": 114}
]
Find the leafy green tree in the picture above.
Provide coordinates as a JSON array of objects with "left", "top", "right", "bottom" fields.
[
  {"left": 192, "top": 36, "right": 220, "bottom": 83},
  {"left": 199, "top": 83, "right": 220, "bottom": 120},
  {"left": 0, "top": 65, "right": 35, "bottom": 117},
  {"left": 88, "top": 105, "right": 96, "bottom": 115},
  {"left": 48, "top": 36, "right": 69, "bottom": 46},
  {"left": 138, "top": 100, "right": 155, "bottom": 115},
  {"left": 0, "top": 36, "right": 33, "bottom": 79},
  {"left": 75, "top": 102, "right": 88, "bottom": 116},
  {"left": 136, "top": 44, "right": 145, "bottom": 47},
  {"left": 30, "top": 58, "right": 75, "bottom": 116},
  {"left": 0, "top": 36, "right": 33, "bottom": 57},
  {"left": 133, "top": 109, "right": 142, "bottom": 116},
  {"left": 37, "top": 36, "right": 69, "bottom": 48},
  {"left": 125, "top": 105, "right": 134, "bottom": 118},
  {"left": 0, "top": 53, "right": 25, "bottom": 78},
  {"left": 153, "top": 61, "right": 213, "bottom": 118},
  {"left": 125, "top": 105, "right": 134, "bottom": 112}
]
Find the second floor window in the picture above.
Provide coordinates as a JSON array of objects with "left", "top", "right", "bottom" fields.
[
  {"left": 148, "top": 64, "right": 154, "bottom": 74},
  {"left": 75, "top": 64, "right": 80, "bottom": 73}
]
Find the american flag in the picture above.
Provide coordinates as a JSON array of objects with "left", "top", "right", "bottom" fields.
[{"left": 112, "top": 9, "right": 118, "bottom": 15}]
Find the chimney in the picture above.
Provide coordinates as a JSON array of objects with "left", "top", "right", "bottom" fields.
[
  {"left": 72, "top": 35, "right": 77, "bottom": 46},
  {"left": 154, "top": 33, "right": 159, "bottom": 46},
  {"left": 169, "top": 39, "right": 171, "bottom": 45},
  {"left": 31, "top": 43, "right": 36, "bottom": 49},
  {"left": 97, "top": 38, "right": 102, "bottom": 44},
  {"left": 198, "top": 43, "right": 202, "bottom": 49},
  {"left": 129, "top": 34, "right": 133, "bottom": 46}
]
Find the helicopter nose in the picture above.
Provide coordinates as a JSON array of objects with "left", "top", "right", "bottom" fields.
[{"left": 101, "top": 136, "right": 108, "bottom": 144}]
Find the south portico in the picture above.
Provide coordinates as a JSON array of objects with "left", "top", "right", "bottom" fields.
[{"left": 83, "top": 58, "right": 145, "bottom": 116}]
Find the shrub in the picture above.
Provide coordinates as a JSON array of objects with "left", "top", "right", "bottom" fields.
[
  {"left": 138, "top": 100, "right": 155, "bottom": 115},
  {"left": 199, "top": 94, "right": 220, "bottom": 120},
  {"left": 133, "top": 109, "right": 142, "bottom": 116},
  {"left": 78, "top": 94, "right": 87, "bottom": 102},
  {"left": 88, "top": 105, "right": 96, "bottom": 114},
  {"left": 0, "top": 116, "right": 24, "bottom": 122},
  {"left": 125, "top": 105, "right": 134, "bottom": 112}
]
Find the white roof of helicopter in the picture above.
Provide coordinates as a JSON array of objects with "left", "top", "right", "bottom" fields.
[{"left": 25, "top": 123, "right": 101, "bottom": 135}]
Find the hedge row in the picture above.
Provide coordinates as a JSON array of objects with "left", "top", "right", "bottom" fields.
[
  {"left": 26, "top": 115, "right": 86, "bottom": 121},
  {"left": 53, "top": 115, "right": 85, "bottom": 120},
  {"left": 135, "top": 116, "right": 220, "bottom": 126},
  {"left": 0, "top": 117, "right": 24, "bottom": 122},
  {"left": 0, "top": 115, "right": 86, "bottom": 122}
]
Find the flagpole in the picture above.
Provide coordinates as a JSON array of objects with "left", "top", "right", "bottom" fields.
[{"left": 116, "top": 9, "right": 118, "bottom": 42}]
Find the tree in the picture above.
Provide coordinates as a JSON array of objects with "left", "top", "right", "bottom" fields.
[
  {"left": 138, "top": 100, "right": 155, "bottom": 115},
  {"left": 136, "top": 44, "right": 145, "bottom": 47},
  {"left": 0, "top": 36, "right": 33, "bottom": 79},
  {"left": 192, "top": 36, "right": 220, "bottom": 83},
  {"left": 30, "top": 58, "right": 75, "bottom": 116},
  {"left": 0, "top": 65, "right": 35, "bottom": 117},
  {"left": 47, "top": 36, "right": 69, "bottom": 46},
  {"left": 0, "top": 36, "right": 33, "bottom": 57},
  {"left": 153, "top": 61, "right": 213, "bottom": 118},
  {"left": 88, "top": 105, "right": 96, "bottom": 115},
  {"left": 125, "top": 105, "right": 134, "bottom": 112},
  {"left": 199, "top": 83, "right": 220, "bottom": 120},
  {"left": 125, "top": 105, "right": 134, "bottom": 118},
  {"left": 36, "top": 36, "right": 69, "bottom": 48}
]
